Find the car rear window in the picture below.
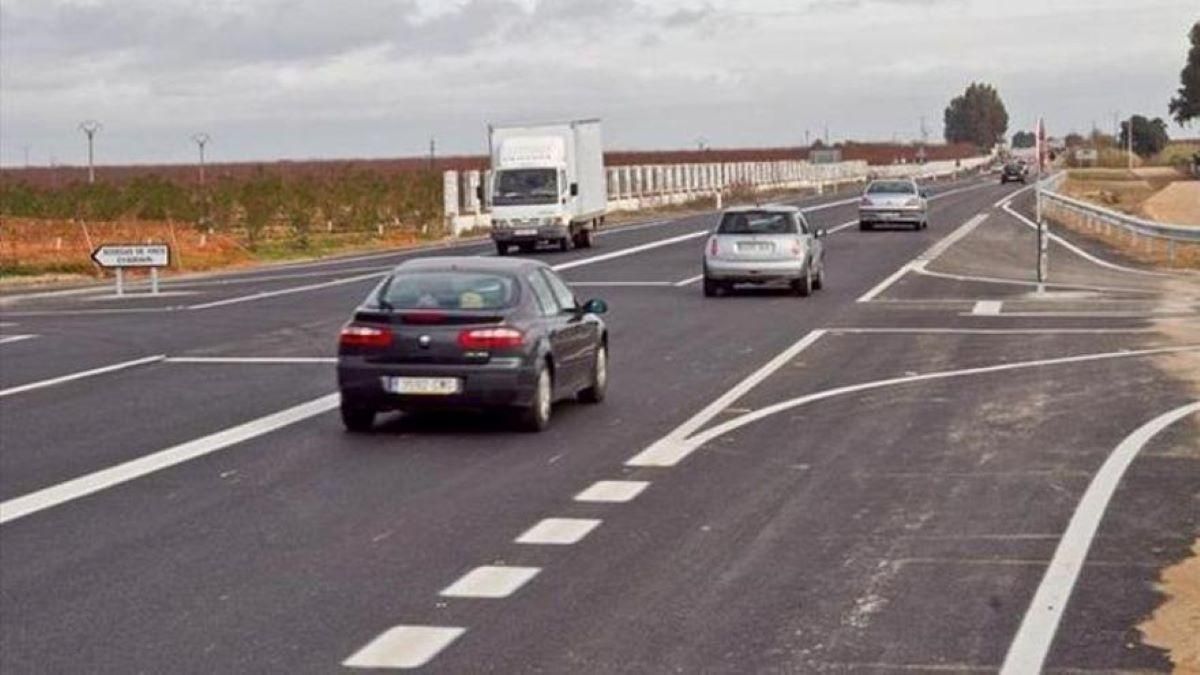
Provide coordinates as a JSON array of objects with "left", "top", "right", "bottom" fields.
[
  {"left": 866, "top": 181, "right": 916, "bottom": 194},
  {"left": 375, "top": 271, "right": 519, "bottom": 310},
  {"left": 718, "top": 212, "right": 797, "bottom": 235}
]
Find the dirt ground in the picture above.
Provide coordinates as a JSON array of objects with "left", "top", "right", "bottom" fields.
[
  {"left": 1139, "top": 539, "right": 1200, "bottom": 675},
  {"left": 1142, "top": 182, "right": 1200, "bottom": 226}
]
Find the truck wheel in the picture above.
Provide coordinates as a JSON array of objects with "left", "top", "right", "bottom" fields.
[
  {"left": 559, "top": 236, "right": 572, "bottom": 252},
  {"left": 576, "top": 228, "right": 594, "bottom": 249},
  {"left": 495, "top": 242, "right": 510, "bottom": 256}
]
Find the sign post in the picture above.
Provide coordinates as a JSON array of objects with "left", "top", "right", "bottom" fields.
[
  {"left": 90, "top": 244, "right": 170, "bottom": 296},
  {"left": 1034, "top": 117, "right": 1048, "bottom": 292}
]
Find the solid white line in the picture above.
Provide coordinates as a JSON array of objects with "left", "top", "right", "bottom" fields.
[
  {"left": 827, "top": 219, "right": 860, "bottom": 235},
  {"left": 913, "top": 266, "right": 1152, "bottom": 295},
  {"left": 679, "top": 345, "right": 1200, "bottom": 456},
  {"left": 674, "top": 275, "right": 704, "bottom": 287},
  {"left": 0, "top": 334, "right": 37, "bottom": 345},
  {"left": 0, "top": 355, "right": 166, "bottom": 400},
  {"left": 972, "top": 300, "right": 1003, "bottom": 316},
  {"left": 1000, "top": 401, "right": 1200, "bottom": 675},
  {"left": 568, "top": 281, "right": 674, "bottom": 287},
  {"left": 551, "top": 230, "right": 709, "bottom": 272},
  {"left": 856, "top": 213, "right": 989, "bottom": 303},
  {"left": 1001, "top": 201, "right": 1170, "bottom": 278},
  {"left": 515, "top": 517, "right": 602, "bottom": 545},
  {"left": 993, "top": 183, "right": 1037, "bottom": 208},
  {"left": 626, "top": 330, "right": 826, "bottom": 467},
  {"left": 961, "top": 311, "right": 1195, "bottom": 319},
  {"left": 829, "top": 327, "right": 1158, "bottom": 335},
  {"left": 574, "top": 480, "right": 650, "bottom": 503},
  {"left": 0, "top": 393, "right": 340, "bottom": 525},
  {"left": 164, "top": 356, "right": 337, "bottom": 364},
  {"left": 188, "top": 272, "right": 386, "bottom": 309},
  {"left": 439, "top": 565, "right": 540, "bottom": 598},
  {"left": 343, "top": 625, "right": 466, "bottom": 669}
]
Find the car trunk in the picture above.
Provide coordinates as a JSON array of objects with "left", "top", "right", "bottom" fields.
[
  {"left": 354, "top": 309, "right": 507, "bottom": 365},
  {"left": 719, "top": 234, "right": 797, "bottom": 262}
]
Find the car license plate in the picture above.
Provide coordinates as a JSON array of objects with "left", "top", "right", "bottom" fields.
[
  {"left": 738, "top": 242, "right": 772, "bottom": 252},
  {"left": 382, "top": 377, "right": 462, "bottom": 395},
  {"left": 880, "top": 212, "right": 899, "bottom": 220},
  {"left": 514, "top": 229, "right": 538, "bottom": 237}
]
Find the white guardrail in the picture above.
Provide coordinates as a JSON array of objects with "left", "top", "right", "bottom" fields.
[
  {"left": 443, "top": 155, "right": 995, "bottom": 235},
  {"left": 1039, "top": 172, "right": 1200, "bottom": 262}
]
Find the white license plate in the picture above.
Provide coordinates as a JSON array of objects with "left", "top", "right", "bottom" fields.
[
  {"left": 382, "top": 377, "right": 462, "bottom": 395},
  {"left": 737, "top": 242, "right": 772, "bottom": 252},
  {"left": 514, "top": 229, "right": 538, "bottom": 237}
]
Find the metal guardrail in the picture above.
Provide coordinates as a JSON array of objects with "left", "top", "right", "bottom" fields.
[{"left": 1039, "top": 172, "right": 1200, "bottom": 244}]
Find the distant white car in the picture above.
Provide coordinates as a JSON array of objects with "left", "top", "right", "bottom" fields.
[
  {"left": 702, "top": 205, "right": 827, "bottom": 297},
  {"left": 858, "top": 179, "right": 929, "bottom": 231}
]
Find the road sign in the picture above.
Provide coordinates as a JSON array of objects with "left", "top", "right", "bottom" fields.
[{"left": 91, "top": 244, "right": 170, "bottom": 268}]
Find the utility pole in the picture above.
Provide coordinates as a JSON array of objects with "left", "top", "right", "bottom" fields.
[
  {"left": 804, "top": 129, "right": 811, "bottom": 146},
  {"left": 823, "top": 123, "right": 829, "bottom": 145},
  {"left": 918, "top": 116, "right": 929, "bottom": 164},
  {"left": 428, "top": 138, "right": 436, "bottom": 170},
  {"left": 190, "top": 133, "right": 211, "bottom": 186},
  {"left": 1126, "top": 115, "right": 1134, "bottom": 170},
  {"left": 22, "top": 145, "right": 30, "bottom": 168},
  {"left": 79, "top": 120, "right": 102, "bottom": 183}
]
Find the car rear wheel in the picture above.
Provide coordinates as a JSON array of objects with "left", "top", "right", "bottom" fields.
[
  {"left": 574, "top": 228, "right": 594, "bottom": 249},
  {"left": 793, "top": 268, "right": 812, "bottom": 297},
  {"left": 517, "top": 364, "right": 553, "bottom": 432},
  {"left": 340, "top": 401, "right": 375, "bottom": 433},
  {"left": 578, "top": 344, "right": 607, "bottom": 403},
  {"left": 859, "top": 221, "right": 872, "bottom": 231},
  {"left": 496, "top": 242, "right": 510, "bottom": 256},
  {"left": 703, "top": 277, "right": 722, "bottom": 297},
  {"left": 813, "top": 263, "right": 825, "bottom": 290}
]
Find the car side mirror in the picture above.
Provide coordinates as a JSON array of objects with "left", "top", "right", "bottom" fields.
[
  {"left": 920, "top": 189, "right": 929, "bottom": 198},
  {"left": 570, "top": 182, "right": 579, "bottom": 197},
  {"left": 815, "top": 228, "right": 827, "bottom": 239},
  {"left": 581, "top": 298, "right": 608, "bottom": 315}
]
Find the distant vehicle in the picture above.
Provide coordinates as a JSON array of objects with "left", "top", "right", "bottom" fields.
[
  {"left": 337, "top": 257, "right": 609, "bottom": 432},
  {"left": 858, "top": 179, "right": 929, "bottom": 231},
  {"left": 702, "top": 205, "right": 827, "bottom": 297},
  {"left": 486, "top": 119, "right": 606, "bottom": 255},
  {"left": 1000, "top": 162, "right": 1027, "bottom": 184}
]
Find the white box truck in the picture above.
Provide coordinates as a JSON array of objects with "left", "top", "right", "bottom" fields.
[{"left": 486, "top": 119, "right": 606, "bottom": 254}]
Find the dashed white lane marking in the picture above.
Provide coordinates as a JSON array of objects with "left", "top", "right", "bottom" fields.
[
  {"left": 971, "top": 300, "right": 1003, "bottom": 315},
  {"left": 826, "top": 219, "right": 860, "bottom": 234},
  {"left": 440, "top": 565, "right": 541, "bottom": 599},
  {"left": 674, "top": 274, "right": 704, "bottom": 287},
  {"left": 0, "top": 393, "right": 340, "bottom": 525},
  {"left": 0, "top": 334, "right": 37, "bottom": 345},
  {"left": 515, "top": 518, "right": 601, "bottom": 545},
  {"left": 574, "top": 480, "right": 650, "bottom": 503},
  {"left": 164, "top": 356, "right": 337, "bottom": 364},
  {"left": 343, "top": 625, "right": 466, "bottom": 669},
  {"left": 856, "top": 213, "right": 989, "bottom": 303},
  {"left": 1000, "top": 401, "right": 1200, "bottom": 675},
  {"left": 627, "top": 329, "right": 826, "bottom": 467},
  {"left": 0, "top": 354, "right": 165, "bottom": 400},
  {"left": 829, "top": 327, "right": 1159, "bottom": 335}
]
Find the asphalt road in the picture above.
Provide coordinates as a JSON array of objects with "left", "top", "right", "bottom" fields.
[{"left": 1, "top": 174, "right": 1197, "bottom": 674}]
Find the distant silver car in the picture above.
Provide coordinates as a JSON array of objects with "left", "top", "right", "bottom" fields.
[
  {"left": 702, "top": 205, "right": 826, "bottom": 297},
  {"left": 858, "top": 179, "right": 929, "bottom": 231}
]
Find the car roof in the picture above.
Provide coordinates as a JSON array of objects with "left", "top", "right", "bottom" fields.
[
  {"left": 392, "top": 256, "right": 548, "bottom": 274},
  {"left": 721, "top": 204, "right": 800, "bottom": 214}
]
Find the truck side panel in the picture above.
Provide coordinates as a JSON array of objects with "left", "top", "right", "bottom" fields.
[{"left": 572, "top": 120, "right": 606, "bottom": 221}]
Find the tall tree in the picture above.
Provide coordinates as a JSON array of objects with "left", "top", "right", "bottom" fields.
[
  {"left": 943, "top": 82, "right": 1010, "bottom": 148},
  {"left": 1119, "top": 116, "right": 1170, "bottom": 157},
  {"left": 1011, "top": 131, "right": 1036, "bottom": 149},
  {"left": 1169, "top": 21, "right": 1200, "bottom": 126}
]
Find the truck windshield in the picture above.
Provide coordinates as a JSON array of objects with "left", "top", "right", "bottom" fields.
[{"left": 493, "top": 169, "right": 559, "bottom": 206}]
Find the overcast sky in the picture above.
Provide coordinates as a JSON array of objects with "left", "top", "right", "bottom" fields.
[{"left": 1, "top": 0, "right": 1195, "bottom": 166}]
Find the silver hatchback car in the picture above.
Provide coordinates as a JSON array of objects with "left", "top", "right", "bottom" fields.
[
  {"left": 858, "top": 179, "right": 929, "bottom": 231},
  {"left": 702, "top": 205, "right": 827, "bottom": 297}
]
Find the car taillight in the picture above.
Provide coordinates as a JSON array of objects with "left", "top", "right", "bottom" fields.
[
  {"left": 458, "top": 327, "right": 524, "bottom": 350},
  {"left": 791, "top": 241, "right": 805, "bottom": 257},
  {"left": 340, "top": 325, "right": 392, "bottom": 348},
  {"left": 709, "top": 237, "right": 719, "bottom": 256}
]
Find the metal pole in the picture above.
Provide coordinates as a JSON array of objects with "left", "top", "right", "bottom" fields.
[
  {"left": 1127, "top": 116, "right": 1134, "bottom": 170},
  {"left": 80, "top": 120, "right": 101, "bottom": 184},
  {"left": 191, "top": 133, "right": 210, "bottom": 186},
  {"left": 151, "top": 267, "right": 159, "bottom": 295},
  {"left": 115, "top": 267, "right": 124, "bottom": 296}
]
